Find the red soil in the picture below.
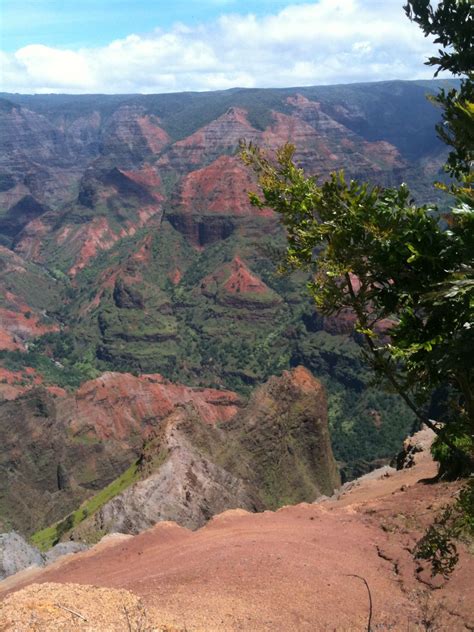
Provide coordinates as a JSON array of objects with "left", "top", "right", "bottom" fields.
[
  {"left": 68, "top": 217, "right": 119, "bottom": 276},
  {"left": 222, "top": 256, "right": 271, "bottom": 295},
  {"left": 0, "top": 367, "right": 66, "bottom": 400},
  {"left": 136, "top": 116, "right": 170, "bottom": 154},
  {"left": 200, "top": 256, "right": 273, "bottom": 298},
  {"left": 163, "top": 107, "right": 260, "bottom": 169},
  {"left": 174, "top": 108, "right": 254, "bottom": 151},
  {"left": 263, "top": 110, "right": 325, "bottom": 150},
  {"left": 68, "top": 207, "right": 161, "bottom": 276},
  {"left": 129, "top": 234, "right": 154, "bottom": 265},
  {"left": 3, "top": 452, "right": 471, "bottom": 630},
  {"left": 286, "top": 93, "right": 322, "bottom": 110},
  {"left": 121, "top": 165, "right": 163, "bottom": 191},
  {"left": 13, "top": 217, "right": 50, "bottom": 262},
  {"left": 169, "top": 268, "right": 182, "bottom": 285},
  {"left": 363, "top": 139, "right": 405, "bottom": 169}
]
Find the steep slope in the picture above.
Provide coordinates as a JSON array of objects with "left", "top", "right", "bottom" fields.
[
  {"left": 0, "top": 246, "right": 62, "bottom": 352},
  {"left": 220, "top": 366, "right": 340, "bottom": 508},
  {"left": 28, "top": 367, "right": 339, "bottom": 547},
  {"left": 0, "top": 98, "right": 88, "bottom": 212},
  {"left": 0, "top": 80, "right": 443, "bottom": 483},
  {"left": 0, "top": 373, "right": 241, "bottom": 535},
  {"left": 2, "top": 439, "right": 471, "bottom": 631},
  {"left": 14, "top": 165, "right": 165, "bottom": 275}
]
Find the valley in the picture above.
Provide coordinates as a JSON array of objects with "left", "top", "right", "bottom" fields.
[{"left": 0, "top": 78, "right": 466, "bottom": 565}]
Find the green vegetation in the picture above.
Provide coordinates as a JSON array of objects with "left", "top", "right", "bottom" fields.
[
  {"left": 6, "top": 216, "right": 416, "bottom": 476},
  {"left": 1, "top": 77, "right": 460, "bottom": 481},
  {"left": 241, "top": 0, "right": 473, "bottom": 472},
  {"left": 0, "top": 348, "right": 99, "bottom": 389},
  {"left": 415, "top": 478, "right": 474, "bottom": 578},
  {"left": 242, "top": 0, "right": 473, "bottom": 574},
  {"left": 31, "top": 459, "right": 141, "bottom": 550}
]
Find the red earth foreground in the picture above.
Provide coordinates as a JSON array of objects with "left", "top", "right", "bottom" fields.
[{"left": 1, "top": 449, "right": 472, "bottom": 631}]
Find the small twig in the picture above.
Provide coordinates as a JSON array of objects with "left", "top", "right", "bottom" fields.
[
  {"left": 123, "top": 604, "right": 133, "bottom": 632},
  {"left": 55, "top": 602, "right": 88, "bottom": 622},
  {"left": 346, "top": 574, "right": 373, "bottom": 632}
]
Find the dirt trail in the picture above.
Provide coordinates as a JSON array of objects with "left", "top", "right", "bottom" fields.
[{"left": 1, "top": 449, "right": 472, "bottom": 631}]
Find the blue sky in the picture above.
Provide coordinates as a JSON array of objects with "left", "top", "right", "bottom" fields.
[
  {"left": 1, "top": 0, "right": 300, "bottom": 50},
  {"left": 0, "top": 1, "right": 437, "bottom": 94}
]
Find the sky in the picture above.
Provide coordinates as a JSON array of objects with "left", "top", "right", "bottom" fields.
[{"left": 0, "top": 0, "right": 439, "bottom": 94}]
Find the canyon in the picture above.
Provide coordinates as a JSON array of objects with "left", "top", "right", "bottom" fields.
[
  {"left": 0, "top": 79, "right": 460, "bottom": 564},
  {"left": 0, "top": 81, "right": 450, "bottom": 489}
]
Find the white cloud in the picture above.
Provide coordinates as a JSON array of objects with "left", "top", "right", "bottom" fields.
[{"left": 0, "top": 0, "right": 438, "bottom": 94}]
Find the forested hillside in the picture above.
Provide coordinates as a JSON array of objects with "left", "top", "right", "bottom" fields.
[{"left": 0, "top": 80, "right": 454, "bottom": 480}]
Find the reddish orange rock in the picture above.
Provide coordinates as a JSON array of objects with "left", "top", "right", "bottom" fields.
[
  {"left": 178, "top": 155, "right": 273, "bottom": 218},
  {"left": 0, "top": 307, "right": 59, "bottom": 351},
  {"left": 65, "top": 372, "right": 241, "bottom": 441}
]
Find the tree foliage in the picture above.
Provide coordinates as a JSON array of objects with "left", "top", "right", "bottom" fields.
[
  {"left": 241, "top": 0, "right": 473, "bottom": 470},
  {"left": 404, "top": 1, "right": 474, "bottom": 182}
]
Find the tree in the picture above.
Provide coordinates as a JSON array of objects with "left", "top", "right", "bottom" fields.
[{"left": 241, "top": 0, "right": 473, "bottom": 472}]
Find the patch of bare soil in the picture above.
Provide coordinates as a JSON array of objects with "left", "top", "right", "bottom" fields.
[
  {"left": 1, "top": 446, "right": 472, "bottom": 631},
  {"left": 0, "top": 582, "right": 177, "bottom": 631}
]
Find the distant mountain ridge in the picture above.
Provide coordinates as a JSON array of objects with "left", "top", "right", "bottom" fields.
[{"left": 0, "top": 79, "right": 444, "bottom": 499}]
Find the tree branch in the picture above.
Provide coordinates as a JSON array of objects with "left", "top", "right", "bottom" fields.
[{"left": 343, "top": 273, "right": 465, "bottom": 458}]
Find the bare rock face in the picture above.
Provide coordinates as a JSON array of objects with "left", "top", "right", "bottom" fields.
[
  {"left": 0, "top": 375, "right": 242, "bottom": 535},
  {"left": 70, "top": 366, "right": 340, "bottom": 540},
  {"left": 0, "top": 533, "right": 88, "bottom": 580},
  {"left": 393, "top": 426, "right": 436, "bottom": 470},
  {"left": 0, "top": 99, "right": 94, "bottom": 211},
  {"left": 84, "top": 408, "right": 262, "bottom": 536},
  {"left": 0, "top": 532, "right": 43, "bottom": 580},
  {"left": 100, "top": 105, "right": 170, "bottom": 168},
  {"left": 160, "top": 107, "right": 259, "bottom": 171},
  {"left": 199, "top": 256, "right": 282, "bottom": 310},
  {"left": 43, "top": 542, "right": 88, "bottom": 565},
  {"left": 168, "top": 154, "right": 274, "bottom": 246},
  {"left": 1, "top": 366, "right": 339, "bottom": 544}
]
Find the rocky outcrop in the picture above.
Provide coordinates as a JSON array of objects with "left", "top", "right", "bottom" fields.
[
  {"left": 12, "top": 162, "right": 164, "bottom": 274},
  {"left": 168, "top": 154, "right": 275, "bottom": 246},
  {"left": 100, "top": 105, "right": 170, "bottom": 168},
  {"left": 0, "top": 533, "right": 44, "bottom": 580},
  {"left": 393, "top": 426, "right": 436, "bottom": 470},
  {"left": 60, "top": 367, "right": 339, "bottom": 541},
  {"left": 67, "top": 372, "right": 241, "bottom": 441},
  {"left": 0, "top": 533, "right": 89, "bottom": 581},
  {"left": 200, "top": 256, "right": 282, "bottom": 310},
  {"left": 222, "top": 366, "right": 341, "bottom": 507},
  {"left": 278, "top": 94, "right": 406, "bottom": 180},
  {"left": 0, "top": 374, "right": 242, "bottom": 535},
  {"left": 80, "top": 408, "right": 262, "bottom": 536},
  {"left": 161, "top": 106, "right": 259, "bottom": 171},
  {"left": 43, "top": 542, "right": 88, "bottom": 565},
  {"left": 1, "top": 367, "right": 339, "bottom": 543},
  {"left": 176, "top": 155, "right": 270, "bottom": 218},
  {"left": 0, "top": 100, "right": 92, "bottom": 211}
]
